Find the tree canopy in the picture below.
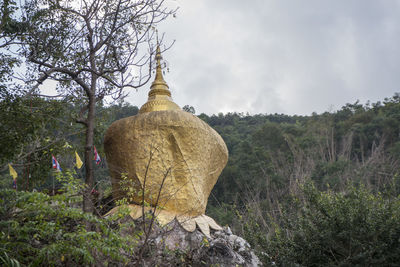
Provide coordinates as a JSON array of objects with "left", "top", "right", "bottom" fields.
[{"left": 1, "top": 0, "right": 176, "bottom": 213}]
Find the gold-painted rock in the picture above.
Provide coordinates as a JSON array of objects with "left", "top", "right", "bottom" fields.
[{"left": 104, "top": 110, "right": 228, "bottom": 217}]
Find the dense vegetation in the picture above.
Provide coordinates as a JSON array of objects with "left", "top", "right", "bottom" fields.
[
  {"left": 1, "top": 93, "right": 400, "bottom": 265},
  {"left": 202, "top": 94, "right": 400, "bottom": 266}
]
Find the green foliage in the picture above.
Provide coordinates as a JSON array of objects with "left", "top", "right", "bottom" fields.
[
  {"left": 204, "top": 94, "right": 400, "bottom": 219},
  {"left": 0, "top": 95, "right": 77, "bottom": 189},
  {"left": 0, "top": 97, "right": 139, "bottom": 191},
  {"left": 0, "top": 252, "right": 20, "bottom": 267},
  {"left": 0, "top": 171, "right": 136, "bottom": 266},
  {"left": 206, "top": 203, "right": 237, "bottom": 227},
  {"left": 241, "top": 181, "right": 400, "bottom": 266}
]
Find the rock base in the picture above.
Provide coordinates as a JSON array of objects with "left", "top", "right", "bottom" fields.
[{"left": 132, "top": 218, "right": 261, "bottom": 266}]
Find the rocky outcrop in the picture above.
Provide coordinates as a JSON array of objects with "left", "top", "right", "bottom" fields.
[{"left": 130, "top": 218, "right": 261, "bottom": 266}]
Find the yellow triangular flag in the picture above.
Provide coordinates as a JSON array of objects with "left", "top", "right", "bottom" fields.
[
  {"left": 75, "top": 151, "right": 83, "bottom": 169},
  {"left": 8, "top": 164, "right": 17, "bottom": 180}
]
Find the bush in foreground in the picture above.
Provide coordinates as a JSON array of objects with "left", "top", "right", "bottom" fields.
[{"left": 0, "top": 169, "right": 138, "bottom": 266}]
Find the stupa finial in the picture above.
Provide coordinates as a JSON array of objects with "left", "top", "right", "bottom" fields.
[
  {"left": 150, "top": 44, "right": 169, "bottom": 94},
  {"left": 153, "top": 43, "right": 167, "bottom": 86},
  {"left": 138, "top": 43, "right": 180, "bottom": 113}
]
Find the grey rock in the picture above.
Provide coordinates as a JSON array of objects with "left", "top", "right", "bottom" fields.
[{"left": 134, "top": 219, "right": 262, "bottom": 266}]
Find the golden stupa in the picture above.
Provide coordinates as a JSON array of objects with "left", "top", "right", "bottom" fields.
[{"left": 104, "top": 46, "right": 228, "bottom": 237}]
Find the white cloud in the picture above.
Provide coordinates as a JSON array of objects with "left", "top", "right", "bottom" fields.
[{"left": 57, "top": 0, "right": 400, "bottom": 116}]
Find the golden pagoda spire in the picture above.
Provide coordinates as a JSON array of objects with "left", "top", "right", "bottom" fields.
[
  {"left": 139, "top": 45, "right": 180, "bottom": 113},
  {"left": 154, "top": 46, "right": 167, "bottom": 83}
]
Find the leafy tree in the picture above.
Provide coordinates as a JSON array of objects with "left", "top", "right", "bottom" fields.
[
  {"left": 0, "top": 0, "right": 25, "bottom": 96},
  {"left": 14, "top": 0, "right": 175, "bottom": 213},
  {"left": 0, "top": 94, "right": 77, "bottom": 190},
  {"left": 105, "top": 102, "right": 139, "bottom": 122}
]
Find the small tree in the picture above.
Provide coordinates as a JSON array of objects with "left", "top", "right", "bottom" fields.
[{"left": 15, "top": 0, "right": 175, "bottom": 213}]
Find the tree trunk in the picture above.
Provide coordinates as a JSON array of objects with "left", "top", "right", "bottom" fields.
[{"left": 83, "top": 93, "right": 95, "bottom": 213}]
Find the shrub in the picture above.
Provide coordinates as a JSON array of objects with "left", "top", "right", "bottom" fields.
[
  {"left": 0, "top": 170, "right": 136, "bottom": 266},
  {"left": 242, "top": 181, "right": 400, "bottom": 266}
]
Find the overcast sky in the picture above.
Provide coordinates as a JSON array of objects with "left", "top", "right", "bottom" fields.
[{"left": 125, "top": 0, "right": 400, "bottom": 116}]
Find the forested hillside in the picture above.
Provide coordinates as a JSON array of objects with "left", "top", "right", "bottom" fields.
[
  {"left": 1, "top": 92, "right": 400, "bottom": 265},
  {"left": 202, "top": 94, "right": 400, "bottom": 265},
  {"left": 205, "top": 94, "right": 400, "bottom": 215}
]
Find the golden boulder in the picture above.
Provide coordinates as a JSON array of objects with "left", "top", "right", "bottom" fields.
[{"left": 104, "top": 47, "right": 228, "bottom": 237}]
